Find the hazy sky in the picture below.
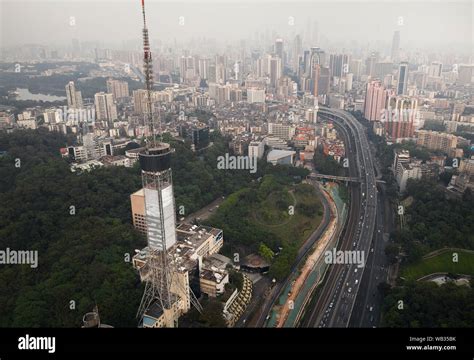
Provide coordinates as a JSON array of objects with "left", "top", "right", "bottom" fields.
[{"left": 0, "top": 0, "right": 472, "bottom": 50}]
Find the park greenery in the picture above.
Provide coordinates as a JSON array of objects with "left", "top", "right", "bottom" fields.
[
  {"left": 401, "top": 249, "right": 474, "bottom": 281},
  {"left": 0, "top": 128, "right": 145, "bottom": 327},
  {"left": 392, "top": 180, "right": 474, "bottom": 264},
  {"left": 205, "top": 176, "right": 320, "bottom": 281},
  {"left": 381, "top": 280, "right": 474, "bottom": 327}
]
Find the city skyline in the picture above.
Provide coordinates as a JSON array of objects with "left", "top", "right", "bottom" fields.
[
  {"left": 1, "top": 0, "right": 472, "bottom": 53},
  {"left": 0, "top": 0, "right": 473, "bottom": 354}
]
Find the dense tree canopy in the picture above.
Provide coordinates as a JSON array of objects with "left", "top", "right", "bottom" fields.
[
  {"left": 0, "top": 129, "right": 145, "bottom": 327},
  {"left": 382, "top": 281, "right": 474, "bottom": 327},
  {"left": 392, "top": 180, "right": 474, "bottom": 263}
]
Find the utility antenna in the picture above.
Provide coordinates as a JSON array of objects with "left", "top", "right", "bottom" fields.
[{"left": 141, "top": 0, "right": 159, "bottom": 146}]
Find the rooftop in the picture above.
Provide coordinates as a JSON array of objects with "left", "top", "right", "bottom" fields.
[{"left": 267, "top": 149, "right": 296, "bottom": 161}]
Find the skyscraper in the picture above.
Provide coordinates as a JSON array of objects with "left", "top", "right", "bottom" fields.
[
  {"left": 391, "top": 31, "right": 400, "bottom": 62},
  {"left": 397, "top": 62, "right": 409, "bottom": 95},
  {"left": 94, "top": 92, "right": 117, "bottom": 121},
  {"left": 269, "top": 56, "right": 282, "bottom": 87},
  {"left": 65, "top": 81, "right": 83, "bottom": 109},
  {"left": 385, "top": 95, "right": 418, "bottom": 140},
  {"left": 179, "top": 55, "right": 195, "bottom": 83},
  {"left": 364, "top": 80, "right": 387, "bottom": 121},
  {"left": 311, "top": 63, "right": 320, "bottom": 96},
  {"left": 275, "top": 38, "right": 284, "bottom": 61},
  {"left": 198, "top": 58, "right": 211, "bottom": 80},
  {"left": 106, "top": 79, "right": 129, "bottom": 100},
  {"left": 428, "top": 62, "right": 443, "bottom": 77},
  {"left": 350, "top": 59, "right": 362, "bottom": 80},
  {"left": 329, "top": 54, "right": 350, "bottom": 78},
  {"left": 215, "top": 55, "right": 226, "bottom": 84},
  {"left": 365, "top": 52, "right": 379, "bottom": 77},
  {"left": 292, "top": 35, "right": 302, "bottom": 73}
]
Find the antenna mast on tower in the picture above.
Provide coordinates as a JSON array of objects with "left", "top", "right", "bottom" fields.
[{"left": 141, "top": 0, "right": 159, "bottom": 145}]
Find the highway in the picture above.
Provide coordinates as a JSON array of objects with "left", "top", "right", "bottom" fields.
[
  {"left": 350, "top": 147, "right": 394, "bottom": 327},
  {"left": 301, "top": 107, "right": 378, "bottom": 328}
]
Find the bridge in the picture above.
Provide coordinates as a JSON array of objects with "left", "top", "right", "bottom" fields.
[
  {"left": 309, "top": 173, "right": 386, "bottom": 184},
  {"left": 309, "top": 173, "right": 359, "bottom": 182}
]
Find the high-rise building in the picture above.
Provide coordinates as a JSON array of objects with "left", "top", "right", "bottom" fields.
[
  {"left": 268, "top": 123, "right": 296, "bottom": 140},
  {"left": 345, "top": 73, "right": 353, "bottom": 91},
  {"left": 215, "top": 55, "right": 226, "bottom": 84},
  {"left": 384, "top": 74, "right": 394, "bottom": 88},
  {"left": 247, "top": 88, "right": 266, "bottom": 103},
  {"left": 106, "top": 79, "right": 129, "bottom": 100},
  {"left": 65, "top": 81, "right": 83, "bottom": 109},
  {"left": 311, "top": 63, "right": 320, "bottom": 96},
  {"left": 248, "top": 140, "right": 265, "bottom": 159},
  {"left": 310, "top": 47, "right": 326, "bottom": 67},
  {"left": 198, "top": 58, "right": 210, "bottom": 79},
  {"left": 269, "top": 56, "right": 282, "bottom": 87},
  {"left": 397, "top": 62, "right": 409, "bottom": 95},
  {"left": 133, "top": 89, "right": 152, "bottom": 115},
  {"left": 428, "top": 62, "right": 443, "bottom": 77},
  {"left": 130, "top": 188, "right": 147, "bottom": 234},
  {"left": 179, "top": 55, "right": 195, "bottom": 82},
  {"left": 393, "top": 149, "right": 422, "bottom": 193},
  {"left": 316, "top": 66, "right": 330, "bottom": 96},
  {"left": 350, "top": 59, "right": 362, "bottom": 80},
  {"left": 457, "top": 64, "right": 474, "bottom": 85},
  {"left": 94, "top": 92, "right": 117, "bottom": 121},
  {"left": 292, "top": 35, "right": 302, "bottom": 72},
  {"left": 275, "top": 38, "right": 284, "bottom": 62},
  {"left": 384, "top": 95, "right": 418, "bottom": 140},
  {"left": 416, "top": 130, "right": 458, "bottom": 153},
  {"left": 364, "top": 80, "right": 387, "bottom": 121},
  {"left": 365, "top": 52, "right": 379, "bottom": 77},
  {"left": 329, "top": 54, "right": 350, "bottom": 78},
  {"left": 191, "top": 125, "right": 210, "bottom": 150},
  {"left": 391, "top": 31, "right": 400, "bottom": 62},
  {"left": 375, "top": 62, "right": 393, "bottom": 79},
  {"left": 257, "top": 54, "right": 271, "bottom": 77},
  {"left": 412, "top": 71, "right": 427, "bottom": 89}
]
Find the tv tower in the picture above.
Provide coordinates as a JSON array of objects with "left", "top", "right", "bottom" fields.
[
  {"left": 141, "top": 0, "right": 159, "bottom": 144},
  {"left": 136, "top": 0, "right": 201, "bottom": 328}
]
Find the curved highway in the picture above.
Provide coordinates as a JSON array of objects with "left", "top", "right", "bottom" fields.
[{"left": 302, "top": 107, "right": 378, "bottom": 328}]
